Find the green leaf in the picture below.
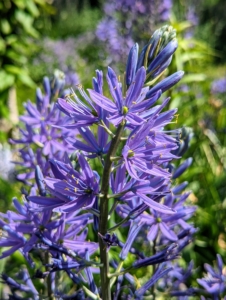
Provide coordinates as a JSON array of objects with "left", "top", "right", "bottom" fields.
[
  {"left": 5, "top": 35, "right": 18, "bottom": 45},
  {"left": 12, "top": 0, "right": 26, "bottom": 9},
  {"left": 0, "top": 71, "right": 15, "bottom": 91},
  {"left": 0, "top": 19, "right": 11, "bottom": 34},
  {"left": 17, "top": 72, "right": 36, "bottom": 88},
  {"left": 172, "top": 21, "right": 192, "bottom": 32},
  {"left": 5, "top": 49, "right": 27, "bottom": 64},
  {"left": 181, "top": 74, "right": 207, "bottom": 83},
  {"left": 14, "top": 10, "right": 39, "bottom": 38},
  {"left": 4, "top": 66, "right": 35, "bottom": 87},
  {"left": 25, "top": 0, "right": 39, "bottom": 17},
  {"left": 180, "top": 52, "right": 206, "bottom": 63},
  {"left": 0, "top": 38, "right": 6, "bottom": 54},
  {"left": 4, "top": 65, "right": 22, "bottom": 75}
]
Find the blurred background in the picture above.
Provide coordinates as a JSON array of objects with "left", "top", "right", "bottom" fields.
[{"left": 0, "top": 0, "right": 226, "bottom": 291}]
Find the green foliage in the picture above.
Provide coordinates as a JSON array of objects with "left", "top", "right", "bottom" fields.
[
  {"left": 39, "top": 6, "right": 102, "bottom": 39},
  {"left": 0, "top": 0, "right": 51, "bottom": 118},
  {"left": 161, "top": 12, "right": 226, "bottom": 269}
]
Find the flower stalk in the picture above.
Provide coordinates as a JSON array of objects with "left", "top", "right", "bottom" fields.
[{"left": 99, "top": 122, "right": 125, "bottom": 300}]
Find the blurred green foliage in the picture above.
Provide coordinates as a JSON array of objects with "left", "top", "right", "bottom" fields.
[
  {"left": 168, "top": 6, "right": 226, "bottom": 268},
  {"left": 0, "top": 0, "right": 52, "bottom": 118}
]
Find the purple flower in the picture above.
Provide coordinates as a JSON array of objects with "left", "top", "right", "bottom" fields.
[
  {"left": 126, "top": 43, "right": 139, "bottom": 86},
  {"left": 96, "top": 0, "right": 173, "bottom": 66},
  {"left": 134, "top": 264, "right": 173, "bottom": 298},
  {"left": 66, "top": 125, "right": 110, "bottom": 158},
  {"left": 121, "top": 116, "right": 178, "bottom": 180},
  {"left": 146, "top": 39, "right": 178, "bottom": 78},
  {"left": 57, "top": 87, "right": 101, "bottom": 128},
  {"left": 133, "top": 243, "right": 179, "bottom": 269},
  {"left": 158, "top": 0, "right": 172, "bottom": 21},
  {"left": 111, "top": 165, "right": 175, "bottom": 214},
  {"left": 29, "top": 154, "right": 100, "bottom": 213},
  {"left": 146, "top": 71, "right": 184, "bottom": 98},
  {"left": 89, "top": 66, "right": 161, "bottom": 126},
  {"left": 0, "top": 225, "right": 26, "bottom": 259},
  {"left": 10, "top": 75, "right": 74, "bottom": 184},
  {"left": 197, "top": 254, "right": 226, "bottom": 295},
  {"left": 172, "top": 158, "right": 193, "bottom": 179},
  {"left": 159, "top": 261, "right": 198, "bottom": 297},
  {"left": 211, "top": 77, "right": 226, "bottom": 94},
  {"left": 119, "top": 221, "right": 144, "bottom": 260},
  {"left": 1, "top": 268, "right": 39, "bottom": 299}
]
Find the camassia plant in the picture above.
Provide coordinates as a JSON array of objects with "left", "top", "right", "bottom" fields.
[{"left": 1, "top": 25, "right": 225, "bottom": 299}]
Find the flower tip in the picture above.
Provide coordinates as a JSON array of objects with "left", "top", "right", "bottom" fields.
[{"left": 107, "top": 66, "right": 114, "bottom": 74}]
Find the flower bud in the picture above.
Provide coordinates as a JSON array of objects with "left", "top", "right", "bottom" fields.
[{"left": 126, "top": 43, "right": 139, "bottom": 86}]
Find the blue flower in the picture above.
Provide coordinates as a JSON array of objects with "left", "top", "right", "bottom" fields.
[
  {"left": 197, "top": 254, "right": 226, "bottom": 296},
  {"left": 89, "top": 66, "right": 161, "bottom": 126},
  {"left": 29, "top": 154, "right": 100, "bottom": 213}
]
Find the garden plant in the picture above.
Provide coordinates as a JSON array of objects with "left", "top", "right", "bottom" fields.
[{"left": 0, "top": 21, "right": 225, "bottom": 299}]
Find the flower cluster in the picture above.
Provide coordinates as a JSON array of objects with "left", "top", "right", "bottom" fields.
[
  {"left": 1, "top": 25, "right": 224, "bottom": 299},
  {"left": 10, "top": 70, "right": 75, "bottom": 184}
]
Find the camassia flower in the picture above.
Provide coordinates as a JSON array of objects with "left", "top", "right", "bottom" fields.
[
  {"left": 28, "top": 154, "right": 100, "bottom": 212},
  {"left": 197, "top": 254, "right": 226, "bottom": 296},
  {"left": 121, "top": 117, "right": 178, "bottom": 180},
  {"left": 88, "top": 66, "right": 162, "bottom": 126},
  {"left": 4, "top": 24, "right": 203, "bottom": 300}
]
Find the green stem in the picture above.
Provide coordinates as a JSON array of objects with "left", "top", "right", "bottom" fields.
[
  {"left": 99, "top": 123, "right": 125, "bottom": 300},
  {"left": 45, "top": 252, "right": 55, "bottom": 300},
  {"left": 100, "top": 120, "right": 115, "bottom": 137},
  {"left": 108, "top": 215, "right": 131, "bottom": 232},
  {"left": 151, "top": 239, "right": 157, "bottom": 300},
  {"left": 110, "top": 262, "right": 124, "bottom": 288},
  {"left": 108, "top": 266, "right": 132, "bottom": 279}
]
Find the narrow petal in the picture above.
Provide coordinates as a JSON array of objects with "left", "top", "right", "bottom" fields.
[
  {"left": 159, "top": 222, "right": 178, "bottom": 241},
  {"left": 88, "top": 89, "right": 117, "bottom": 113},
  {"left": 147, "top": 224, "right": 159, "bottom": 241},
  {"left": 137, "top": 193, "right": 175, "bottom": 214}
]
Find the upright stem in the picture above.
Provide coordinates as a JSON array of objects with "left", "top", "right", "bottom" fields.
[
  {"left": 151, "top": 239, "right": 157, "bottom": 300},
  {"left": 99, "top": 123, "right": 124, "bottom": 300},
  {"left": 45, "top": 252, "right": 55, "bottom": 300}
]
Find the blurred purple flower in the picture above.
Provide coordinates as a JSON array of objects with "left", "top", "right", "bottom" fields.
[
  {"left": 96, "top": 0, "right": 172, "bottom": 66},
  {"left": 197, "top": 254, "right": 226, "bottom": 296},
  {"left": 33, "top": 37, "right": 80, "bottom": 87},
  {"left": 211, "top": 77, "right": 226, "bottom": 94}
]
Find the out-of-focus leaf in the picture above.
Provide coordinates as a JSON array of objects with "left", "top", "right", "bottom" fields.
[
  {"left": 17, "top": 72, "right": 36, "bottom": 88},
  {"left": 12, "top": 0, "right": 26, "bottom": 9},
  {"left": 14, "top": 10, "right": 39, "bottom": 38},
  {"left": 25, "top": 0, "right": 39, "bottom": 17},
  {"left": 0, "top": 19, "right": 11, "bottom": 34},
  {"left": 0, "top": 71, "right": 15, "bottom": 91},
  {"left": 5, "top": 35, "right": 18, "bottom": 45},
  {"left": 0, "top": 38, "right": 6, "bottom": 54},
  {"left": 180, "top": 52, "right": 207, "bottom": 63},
  {"left": 4, "top": 65, "right": 22, "bottom": 75},
  {"left": 3, "top": 66, "right": 35, "bottom": 87},
  {"left": 0, "top": 258, "right": 7, "bottom": 295},
  {"left": 171, "top": 20, "right": 192, "bottom": 32},
  {"left": 34, "top": 0, "right": 48, "bottom": 5},
  {"left": 5, "top": 49, "right": 27, "bottom": 64},
  {"left": 181, "top": 74, "right": 207, "bottom": 83},
  {"left": 11, "top": 40, "right": 30, "bottom": 55}
]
